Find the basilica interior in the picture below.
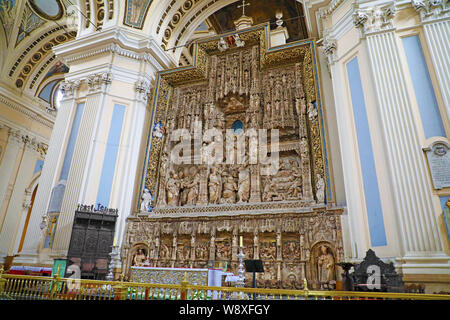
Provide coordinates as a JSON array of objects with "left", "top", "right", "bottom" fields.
[{"left": 0, "top": 0, "right": 449, "bottom": 294}]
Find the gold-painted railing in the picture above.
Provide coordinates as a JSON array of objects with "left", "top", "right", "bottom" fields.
[{"left": 1, "top": 272, "right": 450, "bottom": 300}]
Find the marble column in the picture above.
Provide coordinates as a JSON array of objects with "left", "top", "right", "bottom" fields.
[
  {"left": 412, "top": 0, "right": 450, "bottom": 122},
  {"left": 0, "top": 129, "right": 23, "bottom": 232},
  {"left": 51, "top": 79, "right": 108, "bottom": 257},
  {"left": 20, "top": 84, "right": 79, "bottom": 258},
  {"left": 0, "top": 139, "right": 39, "bottom": 256},
  {"left": 355, "top": 5, "right": 448, "bottom": 265}
]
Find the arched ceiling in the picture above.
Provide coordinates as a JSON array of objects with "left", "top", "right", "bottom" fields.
[
  {"left": 0, "top": 0, "right": 77, "bottom": 107},
  {"left": 0, "top": 0, "right": 327, "bottom": 106}
]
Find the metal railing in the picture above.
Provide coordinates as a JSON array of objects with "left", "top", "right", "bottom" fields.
[{"left": 1, "top": 271, "right": 450, "bottom": 301}]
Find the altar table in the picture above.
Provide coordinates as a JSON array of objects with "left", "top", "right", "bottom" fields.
[{"left": 130, "top": 266, "right": 225, "bottom": 287}]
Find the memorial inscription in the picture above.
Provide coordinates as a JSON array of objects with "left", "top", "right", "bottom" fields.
[{"left": 424, "top": 142, "right": 450, "bottom": 190}]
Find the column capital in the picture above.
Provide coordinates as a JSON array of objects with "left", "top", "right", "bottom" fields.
[
  {"left": 353, "top": 4, "right": 396, "bottom": 37},
  {"left": 135, "top": 78, "right": 153, "bottom": 102},
  {"left": 321, "top": 35, "right": 337, "bottom": 66},
  {"left": 6, "top": 128, "right": 48, "bottom": 157},
  {"left": 412, "top": 0, "right": 450, "bottom": 23},
  {"left": 7, "top": 128, "right": 25, "bottom": 146},
  {"left": 60, "top": 79, "right": 82, "bottom": 99},
  {"left": 86, "top": 72, "right": 113, "bottom": 94}
]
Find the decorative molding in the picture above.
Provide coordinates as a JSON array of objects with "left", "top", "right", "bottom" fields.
[
  {"left": 353, "top": 4, "right": 397, "bottom": 37},
  {"left": 411, "top": 0, "right": 450, "bottom": 22},
  {"left": 0, "top": 93, "right": 54, "bottom": 129},
  {"left": 4, "top": 126, "right": 49, "bottom": 157},
  {"left": 318, "top": 0, "right": 347, "bottom": 19},
  {"left": 53, "top": 27, "right": 175, "bottom": 71}
]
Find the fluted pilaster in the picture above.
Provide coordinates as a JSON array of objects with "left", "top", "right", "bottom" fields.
[
  {"left": 364, "top": 25, "right": 444, "bottom": 255},
  {"left": 21, "top": 96, "right": 77, "bottom": 255},
  {"left": 51, "top": 92, "right": 102, "bottom": 257}
]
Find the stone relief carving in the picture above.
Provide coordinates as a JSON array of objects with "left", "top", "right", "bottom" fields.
[
  {"left": 127, "top": 27, "right": 335, "bottom": 288},
  {"left": 123, "top": 210, "right": 344, "bottom": 288}
]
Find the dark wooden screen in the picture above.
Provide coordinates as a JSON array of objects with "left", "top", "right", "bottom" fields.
[{"left": 67, "top": 205, "right": 118, "bottom": 280}]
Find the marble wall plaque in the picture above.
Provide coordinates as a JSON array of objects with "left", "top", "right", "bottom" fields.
[{"left": 425, "top": 142, "right": 450, "bottom": 190}]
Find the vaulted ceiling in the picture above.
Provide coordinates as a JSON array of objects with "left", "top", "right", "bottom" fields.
[{"left": 0, "top": 0, "right": 321, "bottom": 109}]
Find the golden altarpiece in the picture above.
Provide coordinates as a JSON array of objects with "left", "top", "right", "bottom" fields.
[{"left": 122, "top": 25, "right": 344, "bottom": 290}]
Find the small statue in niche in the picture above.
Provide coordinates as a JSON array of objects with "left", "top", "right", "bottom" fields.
[
  {"left": 133, "top": 248, "right": 146, "bottom": 267},
  {"left": 316, "top": 174, "right": 325, "bottom": 204},
  {"left": 308, "top": 102, "right": 318, "bottom": 120},
  {"left": 317, "top": 245, "right": 335, "bottom": 289},
  {"left": 152, "top": 120, "right": 165, "bottom": 138},
  {"left": 140, "top": 188, "right": 153, "bottom": 212}
]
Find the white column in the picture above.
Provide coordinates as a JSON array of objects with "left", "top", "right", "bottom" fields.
[
  {"left": 327, "top": 54, "right": 370, "bottom": 260},
  {"left": 0, "top": 130, "right": 23, "bottom": 232},
  {"left": 113, "top": 79, "right": 152, "bottom": 253},
  {"left": 355, "top": 6, "right": 449, "bottom": 270},
  {"left": 0, "top": 141, "right": 36, "bottom": 255},
  {"left": 413, "top": 1, "right": 450, "bottom": 125},
  {"left": 51, "top": 88, "right": 104, "bottom": 257},
  {"left": 20, "top": 84, "right": 79, "bottom": 257}
]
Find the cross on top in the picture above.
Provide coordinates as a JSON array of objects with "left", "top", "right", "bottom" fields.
[{"left": 237, "top": 0, "right": 250, "bottom": 16}]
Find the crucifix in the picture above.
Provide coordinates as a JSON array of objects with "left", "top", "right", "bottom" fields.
[{"left": 237, "top": 0, "right": 250, "bottom": 16}]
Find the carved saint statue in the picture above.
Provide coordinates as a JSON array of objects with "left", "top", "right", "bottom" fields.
[
  {"left": 316, "top": 174, "right": 325, "bottom": 203},
  {"left": 185, "top": 167, "right": 200, "bottom": 205},
  {"left": 317, "top": 245, "right": 334, "bottom": 289},
  {"left": 133, "top": 249, "right": 146, "bottom": 267},
  {"left": 208, "top": 167, "right": 222, "bottom": 204},
  {"left": 221, "top": 174, "right": 237, "bottom": 204},
  {"left": 166, "top": 171, "right": 180, "bottom": 206},
  {"left": 237, "top": 166, "right": 250, "bottom": 202},
  {"left": 140, "top": 188, "right": 153, "bottom": 212}
]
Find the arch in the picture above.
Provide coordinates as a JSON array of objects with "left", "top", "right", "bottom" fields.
[
  {"left": 308, "top": 241, "right": 338, "bottom": 290},
  {"left": 170, "top": 0, "right": 239, "bottom": 60},
  {"left": 124, "top": 242, "right": 149, "bottom": 278}
]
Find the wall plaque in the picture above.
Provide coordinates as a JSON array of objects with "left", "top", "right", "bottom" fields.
[{"left": 424, "top": 141, "right": 450, "bottom": 190}]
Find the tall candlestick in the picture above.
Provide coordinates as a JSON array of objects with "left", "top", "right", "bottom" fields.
[{"left": 240, "top": 235, "right": 243, "bottom": 247}]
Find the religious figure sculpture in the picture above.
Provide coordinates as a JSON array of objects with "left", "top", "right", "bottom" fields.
[
  {"left": 166, "top": 171, "right": 180, "bottom": 206},
  {"left": 208, "top": 167, "right": 222, "bottom": 204},
  {"left": 157, "top": 153, "right": 169, "bottom": 206},
  {"left": 185, "top": 167, "right": 200, "bottom": 205},
  {"left": 237, "top": 166, "right": 250, "bottom": 202},
  {"left": 133, "top": 249, "right": 146, "bottom": 267},
  {"left": 316, "top": 174, "right": 325, "bottom": 203},
  {"left": 152, "top": 120, "right": 164, "bottom": 138},
  {"left": 317, "top": 245, "right": 335, "bottom": 289},
  {"left": 140, "top": 188, "right": 153, "bottom": 212},
  {"left": 160, "top": 243, "right": 170, "bottom": 259},
  {"left": 308, "top": 102, "right": 318, "bottom": 120},
  {"left": 221, "top": 173, "right": 237, "bottom": 204},
  {"left": 262, "top": 179, "right": 277, "bottom": 202}
]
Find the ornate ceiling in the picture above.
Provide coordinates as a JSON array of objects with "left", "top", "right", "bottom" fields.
[
  {"left": 206, "top": 0, "right": 308, "bottom": 42},
  {"left": 0, "top": 0, "right": 320, "bottom": 110}
]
